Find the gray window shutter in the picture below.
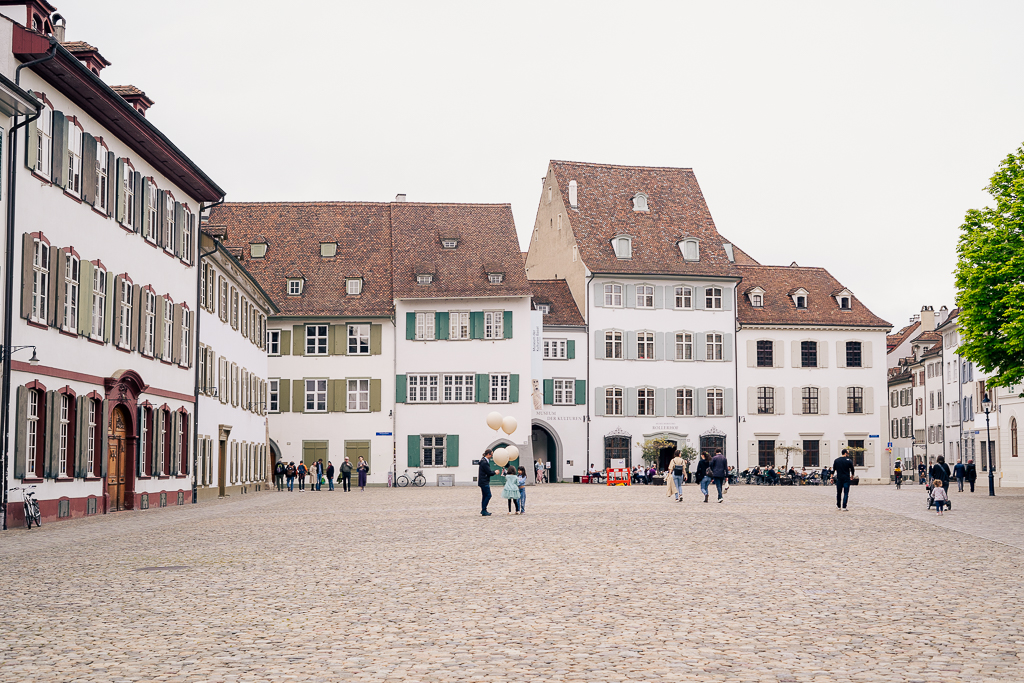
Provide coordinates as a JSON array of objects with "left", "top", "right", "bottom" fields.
[
  {"left": 81, "top": 134, "right": 96, "bottom": 205},
  {"left": 865, "top": 387, "right": 874, "bottom": 414},
  {"left": 593, "top": 386, "right": 605, "bottom": 416},
  {"left": 44, "top": 390, "right": 58, "bottom": 478},
  {"left": 695, "top": 332, "right": 707, "bottom": 361},
  {"left": 51, "top": 111, "right": 66, "bottom": 187},
  {"left": 77, "top": 260, "right": 93, "bottom": 337},
  {"left": 626, "top": 387, "right": 637, "bottom": 416},
  {"left": 104, "top": 272, "right": 115, "bottom": 343},
  {"left": 818, "top": 341, "right": 828, "bottom": 368},
  {"left": 793, "top": 387, "right": 802, "bottom": 415},
  {"left": 723, "top": 388, "right": 734, "bottom": 416},
  {"left": 626, "top": 331, "right": 637, "bottom": 360},
  {"left": 666, "top": 332, "right": 676, "bottom": 361},
  {"left": 746, "top": 339, "right": 756, "bottom": 367},
  {"left": 776, "top": 387, "right": 786, "bottom": 415},
  {"left": 625, "top": 284, "right": 635, "bottom": 308},
  {"left": 106, "top": 151, "right": 116, "bottom": 216},
  {"left": 130, "top": 284, "right": 142, "bottom": 351},
  {"left": 722, "top": 287, "right": 732, "bottom": 311},
  {"left": 863, "top": 341, "right": 873, "bottom": 367},
  {"left": 655, "top": 388, "right": 665, "bottom": 417},
  {"left": 25, "top": 114, "right": 37, "bottom": 170},
  {"left": 747, "top": 386, "right": 757, "bottom": 414},
  {"left": 836, "top": 341, "right": 846, "bottom": 368},
  {"left": 13, "top": 386, "right": 28, "bottom": 478},
  {"left": 654, "top": 286, "right": 664, "bottom": 309},
  {"left": 695, "top": 288, "right": 706, "bottom": 310},
  {"left": 592, "top": 282, "right": 603, "bottom": 307},
  {"left": 665, "top": 388, "right": 676, "bottom": 417},
  {"left": 723, "top": 333, "right": 733, "bottom": 362},
  {"left": 837, "top": 387, "right": 847, "bottom": 414},
  {"left": 773, "top": 340, "right": 784, "bottom": 368},
  {"left": 791, "top": 340, "right": 800, "bottom": 368},
  {"left": 50, "top": 247, "right": 65, "bottom": 328},
  {"left": 594, "top": 330, "right": 605, "bottom": 359},
  {"left": 172, "top": 303, "right": 183, "bottom": 364},
  {"left": 134, "top": 172, "right": 145, "bottom": 233},
  {"left": 655, "top": 331, "right": 665, "bottom": 360},
  {"left": 20, "top": 232, "right": 34, "bottom": 319},
  {"left": 174, "top": 202, "right": 185, "bottom": 258},
  {"left": 154, "top": 296, "right": 165, "bottom": 358},
  {"left": 696, "top": 388, "right": 707, "bottom": 416}
]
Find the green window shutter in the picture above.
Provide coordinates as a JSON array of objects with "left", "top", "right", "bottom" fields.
[
  {"left": 567, "top": 339, "right": 575, "bottom": 359},
  {"left": 395, "top": 374, "right": 407, "bottom": 403},
  {"left": 436, "top": 312, "right": 449, "bottom": 340},
  {"left": 503, "top": 311, "right": 513, "bottom": 339},
  {"left": 43, "top": 391, "right": 57, "bottom": 478},
  {"left": 406, "top": 312, "right": 416, "bottom": 340},
  {"left": 476, "top": 374, "right": 489, "bottom": 403},
  {"left": 338, "top": 379, "right": 348, "bottom": 412},
  {"left": 292, "top": 324, "right": 304, "bottom": 355},
  {"left": 326, "top": 379, "right": 336, "bottom": 412},
  {"left": 447, "top": 435, "right": 459, "bottom": 467},
  {"left": 543, "top": 379, "right": 554, "bottom": 405},
  {"left": 408, "top": 435, "right": 421, "bottom": 467},
  {"left": 77, "top": 260, "right": 93, "bottom": 337},
  {"left": 281, "top": 329, "right": 291, "bottom": 355},
  {"left": 103, "top": 272, "right": 115, "bottom": 343},
  {"left": 326, "top": 325, "right": 336, "bottom": 356},
  {"left": 575, "top": 379, "right": 587, "bottom": 406},
  {"left": 370, "top": 324, "right": 382, "bottom": 355},
  {"left": 279, "top": 378, "right": 291, "bottom": 412},
  {"left": 13, "top": 385, "right": 27, "bottom": 478},
  {"left": 370, "top": 379, "right": 381, "bottom": 412},
  {"left": 50, "top": 247, "right": 65, "bottom": 328},
  {"left": 292, "top": 379, "right": 304, "bottom": 413},
  {"left": 154, "top": 296, "right": 164, "bottom": 358},
  {"left": 25, "top": 115, "right": 37, "bottom": 171},
  {"left": 470, "top": 311, "right": 483, "bottom": 339},
  {"left": 50, "top": 111, "right": 65, "bottom": 187},
  {"left": 509, "top": 374, "right": 519, "bottom": 402},
  {"left": 20, "top": 232, "right": 33, "bottom": 320}
]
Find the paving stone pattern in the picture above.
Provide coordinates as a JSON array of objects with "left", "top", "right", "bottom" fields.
[{"left": 2, "top": 482, "right": 1024, "bottom": 682}]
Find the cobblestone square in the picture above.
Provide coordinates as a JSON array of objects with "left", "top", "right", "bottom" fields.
[{"left": 2, "top": 482, "right": 1023, "bottom": 682}]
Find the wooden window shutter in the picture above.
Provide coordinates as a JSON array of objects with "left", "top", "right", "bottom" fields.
[
  {"left": 279, "top": 378, "right": 291, "bottom": 412},
  {"left": 470, "top": 311, "right": 484, "bottom": 339},
  {"left": 775, "top": 387, "right": 785, "bottom": 415},
  {"left": 172, "top": 304, "right": 183, "bottom": 364},
  {"left": 435, "top": 312, "right": 449, "bottom": 340},
  {"left": 156, "top": 190, "right": 165, "bottom": 246},
  {"left": 43, "top": 390, "right": 58, "bottom": 478},
  {"left": 292, "top": 324, "right": 304, "bottom": 355},
  {"left": 291, "top": 380, "right": 304, "bottom": 413},
  {"left": 593, "top": 386, "right": 605, "bottom": 416},
  {"left": 106, "top": 151, "right": 116, "bottom": 216},
  {"left": 567, "top": 339, "right": 575, "bottom": 359},
  {"left": 49, "top": 247, "right": 64, "bottom": 328},
  {"left": 837, "top": 387, "right": 847, "bottom": 414},
  {"left": 154, "top": 296, "right": 165, "bottom": 358},
  {"left": 503, "top": 311, "right": 513, "bottom": 338},
  {"left": 574, "top": 379, "right": 586, "bottom": 406},
  {"left": 773, "top": 340, "right": 784, "bottom": 368},
  {"left": 395, "top": 374, "right": 407, "bottom": 403},
  {"left": 50, "top": 111, "right": 65, "bottom": 187},
  {"left": 836, "top": 341, "right": 846, "bottom": 368},
  {"left": 509, "top": 374, "right": 519, "bottom": 402},
  {"left": 370, "top": 324, "right": 382, "bottom": 355},
  {"left": 19, "top": 233, "right": 33, "bottom": 319},
  {"left": 326, "top": 324, "right": 336, "bottom": 356},
  {"left": 747, "top": 386, "right": 757, "bottom": 414},
  {"left": 447, "top": 435, "right": 459, "bottom": 467},
  {"left": 134, "top": 172, "right": 145, "bottom": 234},
  {"left": 746, "top": 340, "right": 756, "bottom": 367},
  {"left": 475, "top": 374, "right": 489, "bottom": 403},
  {"left": 818, "top": 341, "right": 828, "bottom": 368},
  {"left": 280, "top": 328, "right": 291, "bottom": 355},
  {"left": 370, "top": 379, "right": 381, "bottom": 412},
  {"left": 77, "top": 260, "right": 93, "bottom": 337},
  {"left": 543, "top": 379, "right": 554, "bottom": 404},
  {"left": 408, "top": 435, "right": 421, "bottom": 467},
  {"left": 792, "top": 387, "right": 802, "bottom": 415},
  {"left": 25, "top": 115, "right": 37, "bottom": 170},
  {"left": 174, "top": 202, "right": 184, "bottom": 257},
  {"left": 13, "top": 386, "right": 27, "bottom": 478},
  {"left": 405, "top": 312, "right": 417, "bottom": 340},
  {"left": 130, "top": 284, "right": 142, "bottom": 351},
  {"left": 104, "top": 272, "right": 115, "bottom": 343},
  {"left": 81, "top": 134, "right": 96, "bottom": 205}
]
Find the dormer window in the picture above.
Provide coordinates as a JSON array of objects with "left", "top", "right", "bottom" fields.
[
  {"left": 613, "top": 236, "right": 632, "bottom": 259},
  {"left": 840, "top": 297, "right": 850, "bottom": 310},
  {"left": 287, "top": 279, "right": 303, "bottom": 296},
  {"left": 417, "top": 274, "right": 433, "bottom": 286},
  {"left": 536, "top": 304, "right": 550, "bottom": 314},
  {"left": 488, "top": 273, "right": 505, "bottom": 285},
  {"left": 250, "top": 243, "right": 267, "bottom": 258},
  {"left": 631, "top": 193, "right": 649, "bottom": 212},
  {"left": 320, "top": 242, "right": 337, "bottom": 257},
  {"left": 751, "top": 294, "right": 763, "bottom": 307},
  {"left": 833, "top": 288, "right": 853, "bottom": 310},
  {"left": 790, "top": 288, "right": 809, "bottom": 309},
  {"left": 442, "top": 238, "right": 458, "bottom": 249},
  {"left": 568, "top": 180, "right": 578, "bottom": 208},
  {"left": 796, "top": 296, "right": 807, "bottom": 308},
  {"left": 346, "top": 278, "right": 363, "bottom": 295},
  {"left": 680, "top": 239, "right": 699, "bottom": 261}
]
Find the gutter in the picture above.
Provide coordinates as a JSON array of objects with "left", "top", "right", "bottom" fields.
[{"left": 585, "top": 271, "right": 593, "bottom": 475}]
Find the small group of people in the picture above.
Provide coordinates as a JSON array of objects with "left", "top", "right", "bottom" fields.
[
  {"left": 478, "top": 450, "right": 527, "bottom": 515},
  {"left": 667, "top": 449, "right": 729, "bottom": 503},
  {"left": 274, "top": 456, "right": 369, "bottom": 492}
]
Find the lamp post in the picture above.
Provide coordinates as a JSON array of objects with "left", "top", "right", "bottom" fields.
[{"left": 982, "top": 392, "right": 995, "bottom": 496}]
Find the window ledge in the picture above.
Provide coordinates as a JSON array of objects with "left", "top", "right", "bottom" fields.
[
  {"left": 119, "top": 222, "right": 135, "bottom": 234},
  {"left": 137, "top": 475, "right": 151, "bottom": 480},
  {"left": 26, "top": 320, "right": 48, "bottom": 330},
  {"left": 54, "top": 477, "right": 74, "bottom": 482},
  {"left": 31, "top": 170, "right": 53, "bottom": 185},
  {"left": 20, "top": 477, "right": 43, "bottom": 483},
  {"left": 58, "top": 329, "right": 79, "bottom": 339},
  {"left": 83, "top": 476, "right": 102, "bottom": 482},
  {"left": 91, "top": 207, "right": 110, "bottom": 220},
  {"left": 63, "top": 190, "right": 83, "bottom": 204},
  {"left": 87, "top": 337, "right": 105, "bottom": 347},
  {"left": 116, "top": 345, "right": 131, "bottom": 354}
]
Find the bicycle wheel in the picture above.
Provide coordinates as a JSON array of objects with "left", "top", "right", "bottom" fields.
[
  {"left": 396, "top": 475, "right": 409, "bottom": 487},
  {"left": 413, "top": 475, "right": 426, "bottom": 487}
]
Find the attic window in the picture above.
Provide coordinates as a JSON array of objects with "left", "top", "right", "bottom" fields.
[
  {"left": 613, "top": 236, "right": 632, "bottom": 259},
  {"left": 751, "top": 294, "right": 763, "bottom": 307},
  {"left": 488, "top": 273, "right": 505, "bottom": 285},
  {"left": 796, "top": 296, "right": 807, "bottom": 309},
  {"left": 441, "top": 238, "right": 458, "bottom": 249},
  {"left": 346, "top": 278, "right": 363, "bottom": 295},
  {"left": 840, "top": 297, "right": 851, "bottom": 310},
  {"left": 250, "top": 243, "right": 267, "bottom": 258},
  {"left": 536, "top": 303, "right": 550, "bottom": 314},
  {"left": 320, "top": 242, "right": 337, "bottom": 257},
  {"left": 632, "top": 193, "right": 649, "bottom": 212},
  {"left": 680, "top": 239, "right": 699, "bottom": 261},
  {"left": 417, "top": 274, "right": 433, "bottom": 286},
  {"left": 287, "top": 279, "right": 303, "bottom": 296}
]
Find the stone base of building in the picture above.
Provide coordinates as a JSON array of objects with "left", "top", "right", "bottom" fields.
[
  {"left": 195, "top": 483, "right": 267, "bottom": 501},
  {"left": 4, "top": 488, "right": 194, "bottom": 527}
]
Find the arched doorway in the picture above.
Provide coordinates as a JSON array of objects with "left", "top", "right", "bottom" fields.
[
  {"left": 531, "top": 422, "right": 560, "bottom": 483},
  {"left": 107, "top": 405, "right": 131, "bottom": 512},
  {"left": 485, "top": 438, "right": 519, "bottom": 486}
]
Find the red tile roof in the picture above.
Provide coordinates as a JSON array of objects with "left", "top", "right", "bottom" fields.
[
  {"left": 530, "top": 279, "right": 585, "bottom": 326},
  {"left": 887, "top": 320, "right": 921, "bottom": 351},
  {"left": 736, "top": 265, "right": 891, "bottom": 328},
  {"left": 549, "top": 160, "right": 740, "bottom": 278},
  {"left": 723, "top": 240, "right": 760, "bottom": 265}
]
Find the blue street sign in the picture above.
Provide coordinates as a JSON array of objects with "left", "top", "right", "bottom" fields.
[
  {"left": 869, "top": 434, "right": 879, "bottom": 438},
  {"left": 376, "top": 432, "right": 393, "bottom": 436}
]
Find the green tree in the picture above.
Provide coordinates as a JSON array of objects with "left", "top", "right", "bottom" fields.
[{"left": 955, "top": 143, "right": 1024, "bottom": 390}]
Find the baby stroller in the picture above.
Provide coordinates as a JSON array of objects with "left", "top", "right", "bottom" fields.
[{"left": 926, "top": 483, "right": 952, "bottom": 511}]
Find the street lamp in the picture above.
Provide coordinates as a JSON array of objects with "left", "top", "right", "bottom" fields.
[{"left": 982, "top": 392, "right": 995, "bottom": 496}]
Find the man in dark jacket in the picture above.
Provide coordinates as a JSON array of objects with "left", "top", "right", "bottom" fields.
[
  {"left": 929, "top": 456, "right": 951, "bottom": 495},
  {"left": 326, "top": 461, "right": 335, "bottom": 491},
  {"left": 478, "top": 450, "right": 498, "bottom": 516},
  {"left": 965, "top": 459, "right": 978, "bottom": 492},
  {"left": 709, "top": 450, "right": 729, "bottom": 503},
  {"left": 833, "top": 449, "right": 856, "bottom": 510},
  {"left": 953, "top": 460, "right": 967, "bottom": 492},
  {"left": 340, "top": 457, "right": 353, "bottom": 492}
]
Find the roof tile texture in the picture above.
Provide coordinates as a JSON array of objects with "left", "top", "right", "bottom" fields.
[{"left": 530, "top": 279, "right": 585, "bottom": 326}]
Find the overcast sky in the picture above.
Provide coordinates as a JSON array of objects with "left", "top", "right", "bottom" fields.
[{"left": 66, "top": 0, "right": 1024, "bottom": 330}]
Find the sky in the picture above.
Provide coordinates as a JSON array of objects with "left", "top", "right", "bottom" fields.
[{"left": 63, "top": 0, "right": 1024, "bottom": 330}]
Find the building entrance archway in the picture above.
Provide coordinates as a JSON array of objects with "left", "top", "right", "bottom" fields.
[
  {"left": 107, "top": 405, "right": 131, "bottom": 511},
  {"left": 531, "top": 423, "right": 559, "bottom": 483}
]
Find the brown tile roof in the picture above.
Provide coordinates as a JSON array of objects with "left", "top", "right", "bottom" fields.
[
  {"left": 550, "top": 160, "right": 740, "bottom": 278},
  {"left": 922, "top": 344, "right": 942, "bottom": 359},
  {"left": 110, "top": 85, "right": 154, "bottom": 105},
  {"left": 208, "top": 202, "right": 394, "bottom": 317},
  {"left": 910, "top": 330, "right": 941, "bottom": 345},
  {"left": 726, "top": 241, "right": 761, "bottom": 265},
  {"left": 61, "top": 40, "right": 112, "bottom": 65},
  {"left": 736, "top": 265, "right": 891, "bottom": 328},
  {"left": 530, "top": 279, "right": 585, "bottom": 326},
  {"left": 887, "top": 320, "right": 920, "bottom": 351},
  {"left": 391, "top": 203, "right": 531, "bottom": 299}
]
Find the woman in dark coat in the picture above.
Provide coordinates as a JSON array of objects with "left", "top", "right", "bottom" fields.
[
  {"left": 965, "top": 459, "right": 978, "bottom": 492},
  {"left": 356, "top": 457, "right": 369, "bottom": 491}
]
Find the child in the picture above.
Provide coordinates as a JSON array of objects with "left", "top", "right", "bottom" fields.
[
  {"left": 502, "top": 465, "right": 520, "bottom": 514},
  {"left": 517, "top": 466, "right": 528, "bottom": 514},
  {"left": 932, "top": 478, "right": 948, "bottom": 515}
]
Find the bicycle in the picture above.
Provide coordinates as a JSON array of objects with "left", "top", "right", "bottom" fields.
[
  {"left": 396, "top": 469, "right": 426, "bottom": 487},
  {"left": 10, "top": 485, "right": 40, "bottom": 529}
]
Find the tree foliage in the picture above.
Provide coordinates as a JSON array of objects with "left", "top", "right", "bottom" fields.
[{"left": 955, "top": 142, "right": 1024, "bottom": 390}]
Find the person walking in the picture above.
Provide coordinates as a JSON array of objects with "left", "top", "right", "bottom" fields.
[
  {"left": 833, "top": 448, "right": 855, "bottom": 510},
  {"left": 535, "top": 458, "right": 544, "bottom": 485},
  {"left": 356, "top": 457, "right": 369, "bottom": 491},
  {"left": 478, "top": 450, "right": 499, "bottom": 516},
  {"left": 918, "top": 462, "right": 926, "bottom": 485},
  {"left": 695, "top": 452, "right": 711, "bottom": 503},
  {"left": 930, "top": 456, "right": 951, "bottom": 496},
  {"left": 931, "top": 479, "right": 949, "bottom": 515},
  {"left": 274, "top": 460, "right": 285, "bottom": 491},
  {"left": 517, "top": 466, "right": 528, "bottom": 514},
  {"left": 965, "top": 459, "right": 978, "bottom": 492},
  {"left": 953, "top": 460, "right": 966, "bottom": 492},
  {"left": 314, "top": 459, "right": 324, "bottom": 492},
  {"left": 668, "top": 450, "right": 686, "bottom": 502},
  {"left": 709, "top": 449, "right": 728, "bottom": 503},
  {"left": 296, "top": 461, "right": 307, "bottom": 491},
  {"left": 285, "top": 462, "right": 296, "bottom": 492},
  {"left": 326, "top": 461, "right": 335, "bottom": 492},
  {"left": 502, "top": 465, "right": 521, "bottom": 514},
  {"left": 340, "top": 457, "right": 352, "bottom": 492}
]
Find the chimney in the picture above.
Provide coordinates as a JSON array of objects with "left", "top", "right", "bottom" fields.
[
  {"left": 110, "top": 85, "right": 154, "bottom": 116},
  {"left": 920, "top": 305, "right": 935, "bottom": 332},
  {"left": 938, "top": 305, "right": 949, "bottom": 324},
  {"left": 394, "top": 194, "right": 406, "bottom": 202},
  {"left": 51, "top": 13, "right": 65, "bottom": 42}
]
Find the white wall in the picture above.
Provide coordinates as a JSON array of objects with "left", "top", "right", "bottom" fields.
[{"left": 533, "top": 325, "right": 588, "bottom": 481}]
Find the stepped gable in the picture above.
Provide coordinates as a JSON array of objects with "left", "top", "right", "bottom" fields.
[
  {"left": 550, "top": 160, "right": 740, "bottom": 278},
  {"left": 530, "top": 279, "right": 585, "bottom": 326},
  {"left": 736, "top": 264, "right": 891, "bottom": 328},
  {"left": 391, "top": 203, "right": 531, "bottom": 299},
  {"left": 207, "top": 202, "right": 394, "bottom": 317}
]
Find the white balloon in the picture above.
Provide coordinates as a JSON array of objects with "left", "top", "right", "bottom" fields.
[
  {"left": 492, "top": 448, "right": 509, "bottom": 467},
  {"left": 501, "top": 416, "right": 518, "bottom": 435},
  {"left": 505, "top": 445, "right": 519, "bottom": 461},
  {"left": 486, "top": 412, "right": 504, "bottom": 431}
]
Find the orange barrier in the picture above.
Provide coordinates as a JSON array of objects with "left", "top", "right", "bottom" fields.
[{"left": 606, "top": 468, "right": 631, "bottom": 486}]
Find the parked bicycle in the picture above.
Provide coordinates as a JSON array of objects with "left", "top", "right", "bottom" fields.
[
  {"left": 9, "top": 485, "right": 40, "bottom": 529},
  {"left": 396, "top": 469, "right": 426, "bottom": 487}
]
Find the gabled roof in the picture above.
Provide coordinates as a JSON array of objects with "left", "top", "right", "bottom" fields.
[
  {"left": 736, "top": 265, "right": 891, "bottom": 328},
  {"left": 887, "top": 320, "right": 921, "bottom": 351},
  {"left": 549, "top": 160, "right": 740, "bottom": 278},
  {"left": 530, "top": 279, "right": 585, "bottom": 326},
  {"left": 391, "top": 203, "right": 531, "bottom": 299}
]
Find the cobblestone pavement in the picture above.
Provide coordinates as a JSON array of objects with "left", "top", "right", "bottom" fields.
[{"left": 2, "top": 482, "right": 1024, "bottom": 682}]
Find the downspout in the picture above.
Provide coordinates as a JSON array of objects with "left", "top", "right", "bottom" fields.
[
  {"left": 585, "top": 271, "right": 593, "bottom": 475},
  {"left": 733, "top": 285, "right": 740, "bottom": 475},
  {"left": 191, "top": 198, "right": 225, "bottom": 504},
  {"left": 1, "top": 41, "right": 56, "bottom": 531}
]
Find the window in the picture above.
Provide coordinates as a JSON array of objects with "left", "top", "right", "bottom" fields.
[
  {"left": 63, "top": 254, "right": 79, "bottom": 332},
  {"left": 1012, "top": 417, "right": 1018, "bottom": 457},
  {"left": 442, "top": 374, "right": 475, "bottom": 403},
  {"left": 415, "top": 312, "right": 435, "bottom": 341},
  {"left": 751, "top": 294, "right": 762, "bottom": 307},
  {"left": 535, "top": 304, "right": 550, "bottom": 314},
  {"left": 287, "top": 279, "right": 303, "bottom": 296},
  {"left": 123, "top": 166, "right": 135, "bottom": 230},
  {"left": 484, "top": 311, "right": 504, "bottom": 339},
  {"left": 803, "top": 440, "right": 820, "bottom": 467},
  {"left": 490, "top": 373, "right": 510, "bottom": 403},
  {"left": 449, "top": 312, "right": 470, "bottom": 340},
  {"left": 802, "top": 387, "right": 819, "bottom": 414},
  {"left": 118, "top": 279, "right": 132, "bottom": 348},
  {"left": 572, "top": 245, "right": 578, "bottom": 262},
  {"left": 58, "top": 394, "right": 70, "bottom": 477},
  {"left": 796, "top": 296, "right": 807, "bottom": 309},
  {"left": 676, "top": 388, "right": 694, "bottom": 416},
  {"left": 67, "top": 123, "right": 82, "bottom": 196},
  {"left": 146, "top": 182, "right": 158, "bottom": 243},
  {"left": 706, "top": 333, "right": 724, "bottom": 361},
  {"left": 674, "top": 286, "right": 692, "bottom": 309},
  {"left": 143, "top": 291, "right": 156, "bottom": 356},
  {"left": 604, "top": 283, "right": 623, "bottom": 306},
  {"left": 840, "top": 297, "right": 850, "bottom": 310},
  {"left": 347, "top": 379, "right": 370, "bottom": 412},
  {"left": 305, "top": 379, "right": 328, "bottom": 412},
  {"left": 543, "top": 339, "right": 567, "bottom": 359},
  {"left": 442, "top": 238, "right": 458, "bottom": 249},
  {"left": 757, "top": 387, "right": 775, "bottom": 414},
  {"left": 801, "top": 341, "right": 817, "bottom": 368},
  {"left": 267, "top": 330, "right": 281, "bottom": 356},
  {"left": 632, "top": 193, "right": 648, "bottom": 211},
  {"left": 604, "top": 436, "right": 629, "bottom": 469},
  {"left": 162, "top": 300, "right": 173, "bottom": 361},
  {"left": 847, "top": 387, "right": 864, "bottom": 414},
  {"left": 346, "top": 278, "right": 362, "bottom": 295},
  {"left": 268, "top": 379, "right": 279, "bottom": 412},
  {"left": 36, "top": 104, "right": 52, "bottom": 176},
  {"left": 348, "top": 324, "right": 370, "bottom": 354},
  {"left": 417, "top": 274, "right": 433, "bottom": 285},
  {"left": 756, "top": 340, "right": 773, "bottom": 367},
  {"left": 30, "top": 238, "right": 49, "bottom": 324},
  {"left": 705, "top": 287, "right": 722, "bottom": 309},
  {"left": 848, "top": 439, "right": 865, "bottom": 467},
  {"left": 422, "top": 435, "right": 446, "bottom": 466},
  {"left": 707, "top": 388, "right": 724, "bottom": 416},
  {"left": 408, "top": 374, "right": 439, "bottom": 403},
  {"left": 26, "top": 389, "right": 40, "bottom": 476},
  {"left": 680, "top": 239, "right": 699, "bottom": 261},
  {"left": 553, "top": 379, "right": 574, "bottom": 406},
  {"left": 675, "top": 333, "right": 693, "bottom": 361},
  {"left": 605, "top": 387, "right": 623, "bottom": 416},
  {"left": 231, "top": 288, "right": 238, "bottom": 329},
  {"left": 218, "top": 277, "right": 228, "bottom": 320},
  {"left": 95, "top": 145, "right": 108, "bottom": 212},
  {"left": 637, "top": 387, "right": 655, "bottom": 416},
  {"left": 488, "top": 273, "right": 505, "bottom": 284},
  {"left": 163, "top": 194, "right": 176, "bottom": 252},
  {"left": 637, "top": 332, "right": 655, "bottom": 360},
  {"left": 181, "top": 309, "right": 191, "bottom": 367},
  {"left": 250, "top": 243, "right": 267, "bottom": 258},
  {"left": 614, "top": 236, "right": 632, "bottom": 259},
  {"left": 636, "top": 285, "right": 654, "bottom": 308},
  {"left": 758, "top": 440, "right": 775, "bottom": 468},
  {"left": 182, "top": 207, "right": 193, "bottom": 263},
  {"left": 306, "top": 324, "right": 328, "bottom": 355},
  {"left": 846, "top": 341, "right": 862, "bottom": 368},
  {"left": 320, "top": 242, "right": 337, "bottom": 257},
  {"left": 605, "top": 330, "right": 623, "bottom": 359}
]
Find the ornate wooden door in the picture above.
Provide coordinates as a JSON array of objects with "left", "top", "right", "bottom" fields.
[{"left": 107, "top": 407, "right": 128, "bottom": 511}]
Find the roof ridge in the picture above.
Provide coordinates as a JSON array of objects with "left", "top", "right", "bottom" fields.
[
  {"left": 217, "top": 201, "right": 513, "bottom": 208},
  {"left": 551, "top": 159, "right": 694, "bottom": 172}
]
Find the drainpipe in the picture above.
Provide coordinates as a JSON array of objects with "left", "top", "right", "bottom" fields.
[
  {"left": 585, "top": 272, "right": 593, "bottom": 475},
  {"left": 191, "top": 199, "right": 225, "bottom": 504},
  {"left": 732, "top": 284, "right": 740, "bottom": 475},
  {"left": 1, "top": 41, "right": 56, "bottom": 531}
]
